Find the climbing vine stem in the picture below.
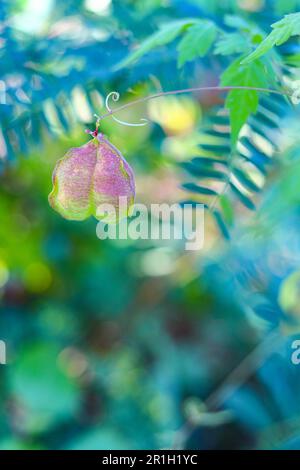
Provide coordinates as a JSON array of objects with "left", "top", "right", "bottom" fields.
[{"left": 96, "top": 86, "right": 293, "bottom": 127}]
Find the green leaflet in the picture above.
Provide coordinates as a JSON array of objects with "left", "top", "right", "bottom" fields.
[
  {"left": 181, "top": 92, "right": 289, "bottom": 239},
  {"left": 221, "top": 58, "right": 269, "bottom": 145},
  {"left": 212, "top": 209, "right": 231, "bottom": 240},
  {"left": 284, "top": 53, "right": 300, "bottom": 66},
  {"left": 181, "top": 182, "right": 218, "bottom": 196},
  {"left": 242, "top": 12, "right": 300, "bottom": 64},
  {"left": 214, "top": 32, "right": 250, "bottom": 56},
  {"left": 115, "top": 19, "right": 199, "bottom": 69},
  {"left": 219, "top": 194, "right": 235, "bottom": 227},
  {"left": 177, "top": 21, "right": 217, "bottom": 67}
]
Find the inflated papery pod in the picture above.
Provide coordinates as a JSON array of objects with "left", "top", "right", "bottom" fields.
[{"left": 49, "top": 133, "right": 135, "bottom": 223}]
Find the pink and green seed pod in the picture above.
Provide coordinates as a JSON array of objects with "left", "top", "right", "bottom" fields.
[{"left": 48, "top": 134, "right": 135, "bottom": 223}]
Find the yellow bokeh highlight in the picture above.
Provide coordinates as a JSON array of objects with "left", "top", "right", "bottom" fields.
[
  {"left": 24, "top": 262, "right": 52, "bottom": 293},
  {"left": 0, "top": 259, "right": 9, "bottom": 288},
  {"left": 278, "top": 270, "right": 300, "bottom": 334},
  {"left": 148, "top": 96, "right": 199, "bottom": 136}
]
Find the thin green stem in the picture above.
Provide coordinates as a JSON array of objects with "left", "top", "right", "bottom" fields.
[{"left": 98, "top": 85, "right": 291, "bottom": 122}]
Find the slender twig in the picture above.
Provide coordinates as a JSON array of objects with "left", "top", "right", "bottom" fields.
[
  {"left": 172, "top": 330, "right": 282, "bottom": 449},
  {"left": 205, "top": 329, "right": 281, "bottom": 409},
  {"left": 97, "top": 86, "right": 291, "bottom": 122}
]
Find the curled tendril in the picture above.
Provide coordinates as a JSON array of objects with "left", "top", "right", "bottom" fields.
[{"left": 104, "top": 91, "right": 149, "bottom": 127}]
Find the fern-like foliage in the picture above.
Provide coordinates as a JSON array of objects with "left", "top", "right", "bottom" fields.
[
  {"left": 0, "top": 0, "right": 177, "bottom": 163},
  {"left": 0, "top": 28, "right": 127, "bottom": 162},
  {"left": 113, "top": 8, "right": 300, "bottom": 239},
  {"left": 1, "top": 0, "right": 300, "bottom": 242},
  {"left": 181, "top": 93, "right": 291, "bottom": 239}
]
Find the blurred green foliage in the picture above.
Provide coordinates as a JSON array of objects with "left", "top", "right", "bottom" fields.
[{"left": 1, "top": 0, "right": 300, "bottom": 451}]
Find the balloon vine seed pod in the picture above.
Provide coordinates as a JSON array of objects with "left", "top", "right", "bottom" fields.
[
  {"left": 49, "top": 86, "right": 296, "bottom": 223},
  {"left": 49, "top": 129, "right": 135, "bottom": 223}
]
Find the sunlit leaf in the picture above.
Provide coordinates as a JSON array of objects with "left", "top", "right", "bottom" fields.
[
  {"left": 242, "top": 12, "right": 300, "bottom": 64},
  {"left": 115, "top": 19, "right": 199, "bottom": 69},
  {"left": 177, "top": 21, "right": 217, "bottom": 67},
  {"left": 221, "top": 57, "right": 269, "bottom": 144}
]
